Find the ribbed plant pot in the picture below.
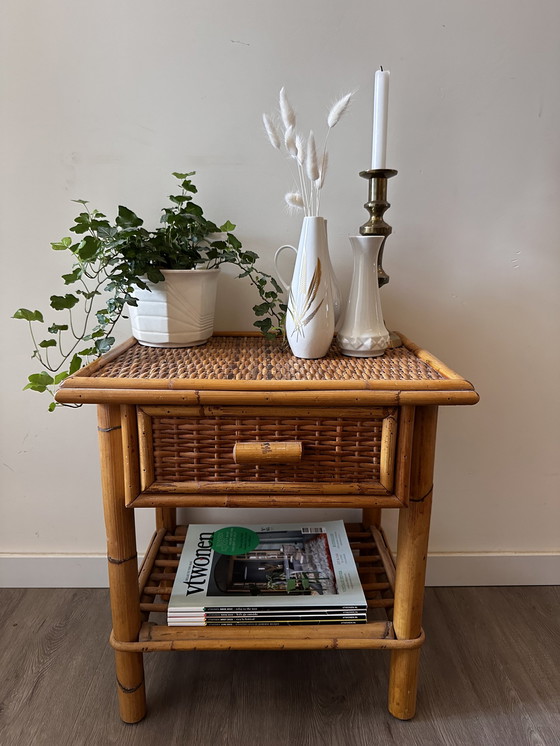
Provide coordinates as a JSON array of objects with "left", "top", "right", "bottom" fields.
[{"left": 128, "top": 269, "right": 220, "bottom": 348}]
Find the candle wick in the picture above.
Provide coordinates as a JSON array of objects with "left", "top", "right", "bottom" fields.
[{"left": 380, "top": 65, "right": 383, "bottom": 71}]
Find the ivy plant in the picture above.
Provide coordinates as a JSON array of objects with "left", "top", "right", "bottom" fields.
[{"left": 14, "top": 172, "right": 286, "bottom": 409}]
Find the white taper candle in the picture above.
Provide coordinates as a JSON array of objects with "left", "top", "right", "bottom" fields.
[{"left": 371, "top": 68, "right": 390, "bottom": 169}]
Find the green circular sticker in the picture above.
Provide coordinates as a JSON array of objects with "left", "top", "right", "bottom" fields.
[{"left": 212, "top": 527, "right": 260, "bottom": 556}]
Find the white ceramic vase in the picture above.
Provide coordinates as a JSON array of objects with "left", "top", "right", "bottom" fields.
[
  {"left": 274, "top": 216, "right": 336, "bottom": 359},
  {"left": 128, "top": 268, "right": 219, "bottom": 348},
  {"left": 337, "top": 235, "right": 390, "bottom": 357}
]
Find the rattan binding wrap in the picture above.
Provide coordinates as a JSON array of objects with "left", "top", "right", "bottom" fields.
[{"left": 92, "top": 336, "right": 445, "bottom": 382}]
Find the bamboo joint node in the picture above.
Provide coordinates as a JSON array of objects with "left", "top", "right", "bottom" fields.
[
  {"left": 116, "top": 676, "right": 144, "bottom": 694},
  {"left": 409, "top": 487, "right": 433, "bottom": 503},
  {"left": 107, "top": 552, "right": 138, "bottom": 565}
]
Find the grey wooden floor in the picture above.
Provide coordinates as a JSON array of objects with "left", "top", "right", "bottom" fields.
[{"left": 0, "top": 587, "right": 558, "bottom": 746}]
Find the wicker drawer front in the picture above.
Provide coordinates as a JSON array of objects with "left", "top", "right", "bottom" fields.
[
  {"left": 152, "top": 415, "right": 383, "bottom": 483},
  {"left": 134, "top": 406, "right": 412, "bottom": 500}
]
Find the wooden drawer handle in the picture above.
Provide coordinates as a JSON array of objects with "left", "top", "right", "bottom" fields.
[{"left": 233, "top": 441, "right": 303, "bottom": 465}]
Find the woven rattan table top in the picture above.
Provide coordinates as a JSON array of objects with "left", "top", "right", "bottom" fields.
[
  {"left": 56, "top": 333, "right": 479, "bottom": 405},
  {"left": 93, "top": 335, "right": 443, "bottom": 383}
]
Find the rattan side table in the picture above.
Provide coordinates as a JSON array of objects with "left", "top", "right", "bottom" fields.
[{"left": 56, "top": 332, "right": 478, "bottom": 723}]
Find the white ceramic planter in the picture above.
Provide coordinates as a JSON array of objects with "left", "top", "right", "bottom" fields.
[{"left": 128, "top": 269, "right": 219, "bottom": 348}]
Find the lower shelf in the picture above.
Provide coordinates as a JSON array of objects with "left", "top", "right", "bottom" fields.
[{"left": 110, "top": 523, "right": 425, "bottom": 652}]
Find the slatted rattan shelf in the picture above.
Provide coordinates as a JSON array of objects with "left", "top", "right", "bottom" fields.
[{"left": 108, "top": 522, "right": 418, "bottom": 653}]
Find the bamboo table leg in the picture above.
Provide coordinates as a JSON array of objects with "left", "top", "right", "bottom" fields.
[
  {"left": 362, "top": 507, "right": 382, "bottom": 529},
  {"left": 388, "top": 405, "right": 438, "bottom": 720},
  {"left": 98, "top": 404, "right": 146, "bottom": 724}
]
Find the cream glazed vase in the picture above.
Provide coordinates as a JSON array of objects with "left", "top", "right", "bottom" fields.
[
  {"left": 337, "top": 235, "right": 390, "bottom": 357},
  {"left": 128, "top": 268, "right": 219, "bottom": 347},
  {"left": 274, "top": 216, "right": 336, "bottom": 359}
]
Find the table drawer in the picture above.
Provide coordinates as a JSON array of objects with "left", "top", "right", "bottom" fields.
[{"left": 124, "top": 405, "right": 414, "bottom": 507}]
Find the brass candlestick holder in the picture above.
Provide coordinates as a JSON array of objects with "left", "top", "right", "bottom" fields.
[
  {"left": 358, "top": 167, "right": 401, "bottom": 348},
  {"left": 359, "top": 168, "right": 397, "bottom": 285}
]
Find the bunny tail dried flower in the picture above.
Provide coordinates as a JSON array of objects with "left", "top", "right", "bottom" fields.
[
  {"left": 263, "top": 85, "right": 355, "bottom": 217},
  {"left": 262, "top": 113, "right": 281, "bottom": 149},
  {"left": 279, "top": 87, "right": 296, "bottom": 130},
  {"left": 306, "top": 131, "right": 319, "bottom": 182},
  {"left": 285, "top": 192, "right": 305, "bottom": 210},
  {"left": 284, "top": 125, "right": 298, "bottom": 158},
  {"left": 327, "top": 92, "right": 353, "bottom": 128}
]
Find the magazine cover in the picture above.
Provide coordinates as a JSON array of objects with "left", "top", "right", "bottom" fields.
[{"left": 167, "top": 520, "right": 367, "bottom": 618}]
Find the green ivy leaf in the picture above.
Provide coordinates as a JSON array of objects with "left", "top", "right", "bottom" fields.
[
  {"left": 54, "top": 371, "right": 69, "bottom": 384},
  {"left": 47, "top": 323, "right": 69, "bottom": 333},
  {"left": 76, "top": 235, "right": 100, "bottom": 261},
  {"left": 69, "top": 354, "right": 82, "bottom": 374},
  {"left": 253, "top": 318, "right": 273, "bottom": 333},
  {"left": 253, "top": 302, "right": 271, "bottom": 316},
  {"left": 227, "top": 233, "right": 242, "bottom": 250},
  {"left": 48, "top": 402, "right": 57, "bottom": 412},
  {"left": 70, "top": 213, "right": 92, "bottom": 235},
  {"left": 38, "top": 339, "right": 57, "bottom": 348},
  {"left": 146, "top": 267, "right": 165, "bottom": 283},
  {"left": 220, "top": 220, "right": 236, "bottom": 232},
  {"left": 13, "top": 308, "right": 44, "bottom": 322},
  {"left": 27, "top": 371, "right": 54, "bottom": 386},
  {"left": 62, "top": 267, "right": 82, "bottom": 284},
  {"left": 24, "top": 383, "right": 48, "bottom": 393},
  {"left": 116, "top": 205, "right": 143, "bottom": 229},
  {"left": 51, "top": 237, "right": 73, "bottom": 251},
  {"left": 76, "top": 289, "right": 100, "bottom": 300},
  {"left": 95, "top": 337, "right": 115, "bottom": 355},
  {"left": 50, "top": 294, "right": 79, "bottom": 311}
]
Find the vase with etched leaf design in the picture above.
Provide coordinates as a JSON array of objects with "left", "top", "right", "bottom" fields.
[{"left": 274, "top": 216, "right": 336, "bottom": 358}]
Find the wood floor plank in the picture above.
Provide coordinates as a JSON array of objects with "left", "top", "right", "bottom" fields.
[
  {"left": 0, "top": 587, "right": 558, "bottom": 745},
  {"left": 0, "top": 589, "right": 111, "bottom": 746}
]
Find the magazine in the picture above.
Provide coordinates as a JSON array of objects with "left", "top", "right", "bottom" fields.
[{"left": 167, "top": 520, "right": 367, "bottom": 626}]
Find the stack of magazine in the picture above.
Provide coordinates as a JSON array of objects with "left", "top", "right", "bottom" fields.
[{"left": 166, "top": 520, "right": 367, "bottom": 626}]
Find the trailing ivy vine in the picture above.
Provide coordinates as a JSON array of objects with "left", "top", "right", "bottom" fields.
[{"left": 14, "top": 172, "right": 286, "bottom": 409}]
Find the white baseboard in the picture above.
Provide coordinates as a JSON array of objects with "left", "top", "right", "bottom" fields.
[
  {"left": 0, "top": 552, "right": 558, "bottom": 588},
  {"left": 425, "top": 552, "right": 560, "bottom": 586}
]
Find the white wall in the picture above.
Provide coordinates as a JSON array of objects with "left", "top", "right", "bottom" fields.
[{"left": 1, "top": 0, "right": 559, "bottom": 586}]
